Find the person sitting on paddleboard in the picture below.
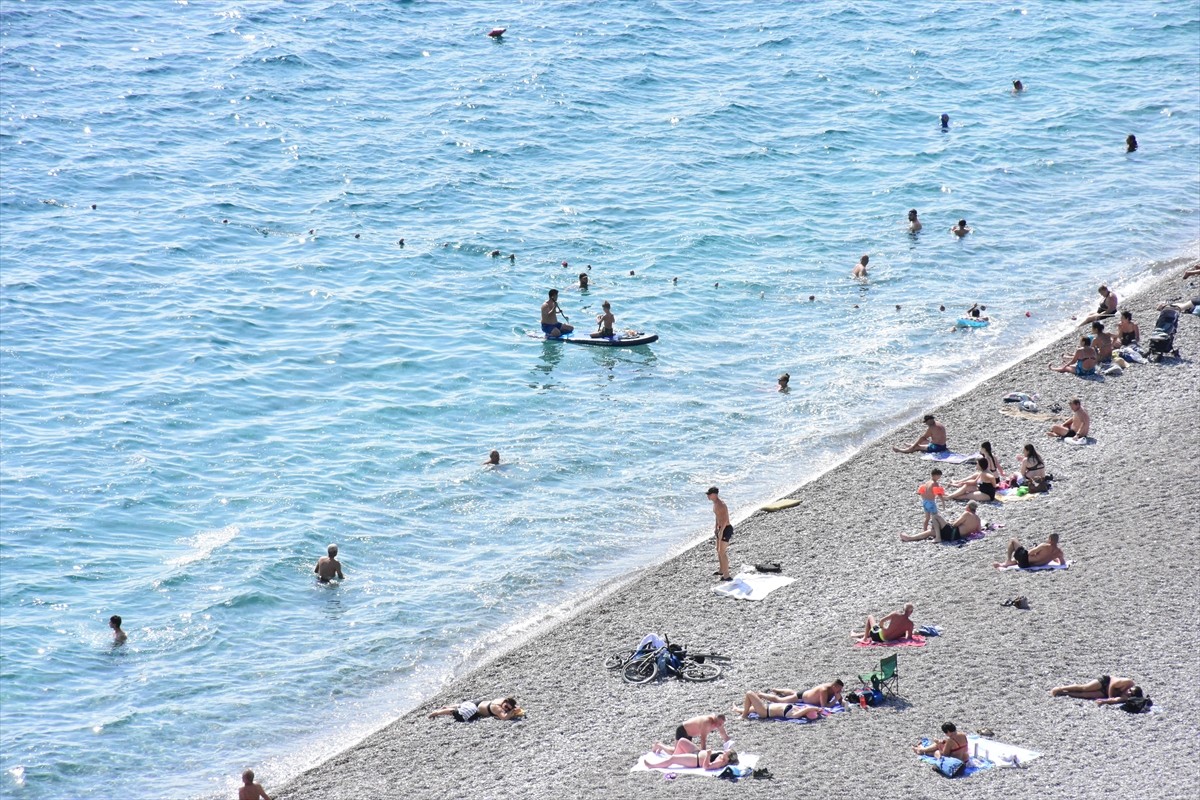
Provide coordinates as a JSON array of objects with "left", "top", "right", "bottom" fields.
[
  {"left": 590, "top": 301, "right": 615, "bottom": 338},
  {"left": 966, "top": 303, "right": 988, "bottom": 321},
  {"left": 540, "top": 289, "right": 573, "bottom": 339}
]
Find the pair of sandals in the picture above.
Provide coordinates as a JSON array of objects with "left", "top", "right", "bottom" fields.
[{"left": 1001, "top": 596, "right": 1031, "bottom": 610}]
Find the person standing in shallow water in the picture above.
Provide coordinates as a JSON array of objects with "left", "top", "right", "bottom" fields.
[
  {"left": 852, "top": 255, "right": 869, "bottom": 278},
  {"left": 109, "top": 615, "right": 127, "bottom": 645},
  {"left": 707, "top": 487, "right": 733, "bottom": 582},
  {"left": 907, "top": 209, "right": 922, "bottom": 232},
  {"left": 314, "top": 544, "right": 344, "bottom": 583},
  {"left": 1126, "top": 134, "right": 1138, "bottom": 153}
]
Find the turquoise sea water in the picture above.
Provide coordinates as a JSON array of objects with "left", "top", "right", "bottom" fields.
[{"left": 1, "top": 2, "right": 1197, "bottom": 797}]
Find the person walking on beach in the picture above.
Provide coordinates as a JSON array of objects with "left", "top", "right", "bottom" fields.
[
  {"left": 238, "top": 770, "right": 272, "bottom": 800},
  {"left": 540, "top": 289, "right": 573, "bottom": 339},
  {"left": 1048, "top": 398, "right": 1090, "bottom": 439},
  {"left": 674, "top": 713, "right": 730, "bottom": 750},
  {"left": 314, "top": 544, "right": 344, "bottom": 583},
  {"left": 707, "top": 487, "right": 733, "bottom": 582},
  {"left": 993, "top": 533, "right": 1065, "bottom": 569},
  {"left": 852, "top": 603, "right": 915, "bottom": 643},
  {"left": 893, "top": 414, "right": 948, "bottom": 454},
  {"left": 109, "top": 615, "right": 127, "bottom": 645}
]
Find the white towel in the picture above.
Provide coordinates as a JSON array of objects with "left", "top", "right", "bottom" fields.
[
  {"left": 631, "top": 752, "right": 760, "bottom": 775},
  {"left": 1000, "top": 561, "right": 1070, "bottom": 571},
  {"left": 712, "top": 568, "right": 796, "bottom": 601},
  {"left": 967, "top": 736, "right": 1042, "bottom": 766},
  {"left": 919, "top": 451, "right": 980, "bottom": 464}
]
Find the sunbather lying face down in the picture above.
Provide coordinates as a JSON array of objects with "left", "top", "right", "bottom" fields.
[
  {"left": 736, "top": 691, "right": 827, "bottom": 721},
  {"left": 1051, "top": 676, "right": 1143, "bottom": 705},
  {"left": 645, "top": 737, "right": 738, "bottom": 770},
  {"left": 756, "top": 680, "right": 844, "bottom": 709}
]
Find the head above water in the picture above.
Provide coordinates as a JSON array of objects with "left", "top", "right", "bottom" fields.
[
  {"left": 706, "top": 486, "right": 719, "bottom": 497},
  {"left": 1126, "top": 134, "right": 1138, "bottom": 152},
  {"left": 109, "top": 615, "right": 122, "bottom": 629},
  {"left": 957, "top": 219, "right": 968, "bottom": 228},
  {"left": 327, "top": 543, "right": 338, "bottom": 557},
  {"left": 778, "top": 372, "right": 790, "bottom": 386},
  {"left": 1013, "top": 79, "right": 1024, "bottom": 91},
  {"left": 940, "top": 113, "right": 950, "bottom": 127},
  {"left": 908, "top": 208, "right": 919, "bottom": 221},
  {"left": 488, "top": 450, "right": 500, "bottom": 464},
  {"left": 242, "top": 770, "right": 255, "bottom": 785},
  {"left": 859, "top": 255, "right": 869, "bottom": 265},
  {"left": 578, "top": 273, "right": 588, "bottom": 287}
]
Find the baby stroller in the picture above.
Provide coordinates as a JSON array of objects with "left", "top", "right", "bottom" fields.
[{"left": 1145, "top": 307, "right": 1180, "bottom": 362}]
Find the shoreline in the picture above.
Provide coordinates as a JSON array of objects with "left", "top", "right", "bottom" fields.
[{"left": 274, "top": 264, "right": 1199, "bottom": 800}]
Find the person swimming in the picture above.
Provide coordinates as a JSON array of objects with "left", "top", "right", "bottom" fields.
[{"left": 907, "top": 209, "right": 922, "bottom": 232}]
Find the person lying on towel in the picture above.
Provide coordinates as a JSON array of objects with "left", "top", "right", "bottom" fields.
[
  {"left": 644, "top": 737, "right": 738, "bottom": 770},
  {"left": 734, "top": 692, "right": 827, "bottom": 721},
  {"left": 756, "top": 679, "right": 844, "bottom": 708}
]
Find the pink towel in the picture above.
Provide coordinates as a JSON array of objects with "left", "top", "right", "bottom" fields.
[{"left": 854, "top": 634, "right": 927, "bottom": 648}]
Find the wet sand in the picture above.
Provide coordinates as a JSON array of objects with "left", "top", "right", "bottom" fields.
[{"left": 277, "top": 266, "right": 1200, "bottom": 800}]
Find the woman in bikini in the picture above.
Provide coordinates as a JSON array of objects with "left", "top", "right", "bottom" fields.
[
  {"left": 947, "top": 457, "right": 998, "bottom": 503},
  {"left": 1051, "top": 676, "right": 1143, "bottom": 705},
  {"left": 644, "top": 738, "right": 738, "bottom": 770},
  {"left": 1012, "top": 443, "right": 1048, "bottom": 492},
  {"left": 913, "top": 721, "right": 969, "bottom": 760},
  {"left": 1116, "top": 310, "right": 1140, "bottom": 347},
  {"left": 978, "top": 441, "right": 1005, "bottom": 480},
  {"left": 428, "top": 696, "right": 521, "bottom": 722},
  {"left": 1049, "top": 335, "right": 1099, "bottom": 375},
  {"left": 735, "top": 691, "right": 827, "bottom": 722}
]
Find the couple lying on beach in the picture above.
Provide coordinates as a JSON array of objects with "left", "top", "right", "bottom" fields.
[{"left": 733, "top": 680, "right": 845, "bottom": 721}]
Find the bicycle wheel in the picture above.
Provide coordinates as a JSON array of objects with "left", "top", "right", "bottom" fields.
[
  {"left": 604, "top": 651, "right": 633, "bottom": 671},
  {"left": 680, "top": 660, "right": 722, "bottom": 682},
  {"left": 623, "top": 657, "right": 659, "bottom": 684}
]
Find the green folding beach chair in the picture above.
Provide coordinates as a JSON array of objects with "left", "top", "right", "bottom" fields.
[{"left": 858, "top": 654, "right": 899, "bottom": 697}]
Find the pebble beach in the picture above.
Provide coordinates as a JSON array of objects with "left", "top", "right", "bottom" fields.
[{"left": 276, "top": 266, "right": 1200, "bottom": 800}]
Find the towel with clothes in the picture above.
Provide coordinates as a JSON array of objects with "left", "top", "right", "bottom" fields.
[
  {"left": 744, "top": 705, "right": 844, "bottom": 725},
  {"left": 632, "top": 752, "right": 760, "bottom": 776}
]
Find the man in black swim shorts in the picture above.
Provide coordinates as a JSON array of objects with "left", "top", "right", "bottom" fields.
[{"left": 708, "top": 487, "right": 734, "bottom": 581}]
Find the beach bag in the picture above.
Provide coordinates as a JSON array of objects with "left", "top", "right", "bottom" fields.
[
  {"left": 932, "top": 756, "right": 966, "bottom": 778},
  {"left": 1120, "top": 696, "right": 1153, "bottom": 714}
]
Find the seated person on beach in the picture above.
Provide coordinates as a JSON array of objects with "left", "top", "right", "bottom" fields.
[
  {"left": 892, "top": 414, "right": 948, "bottom": 454},
  {"left": 1090, "top": 321, "right": 1115, "bottom": 361},
  {"left": 777, "top": 372, "right": 790, "bottom": 393},
  {"left": 590, "top": 301, "right": 615, "bottom": 338},
  {"left": 645, "top": 738, "right": 738, "bottom": 771},
  {"left": 1081, "top": 285, "right": 1118, "bottom": 325},
  {"left": 1012, "top": 443, "right": 1048, "bottom": 489},
  {"left": 912, "top": 722, "right": 969, "bottom": 760},
  {"left": 1116, "top": 310, "right": 1140, "bottom": 347},
  {"left": 916, "top": 469, "right": 945, "bottom": 532},
  {"left": 947, "top": 458, "right": 998, "bottom": 503},
  {"left": 907, "top": 209, "right": 922, "bottom": 232},
  {"left": 851, "top": 603, "right": 915, "bottom": 644},
  {"left": 1048, "top": 399, "right": 1090, "bottom": 439},
  {"left": 757, "top": 679, "right": 845, "bottom": 708},
  {"left": 736, "top": 692, "right": 827, "bottom": 721},
  {"left": 993, "top": 533, "right": 1064, "bottom": 568},
  {"left": 1051, "top": 676, "right": 1144, "bottom": 704},
  {"left": 978, "top": 441, "right": 1004, "bottom": 480},
  {"left": 239, "top": 770, "right": 272, "bottom": 800},
  {"left": 428, "top": 696, "right": 522, "bottom": 722},
  {"left": 540, "top": 289, "right": 573, "bottom": 338},
  {"left": 1049, "top": 335, "right": 1099, "bottom": 376},
  {"left": 672, "top": 713, "right": 730, "bottom": 750},
  {"left": 1159, "top": 296, "right": 1200, "bottom": 315},
  {"left": 852, "top": 255, "right": 869, "bottom": 278},
  {"left": 951, "top": 219, "right": 972, "bottom": 237},
  {"left": 314, "top": 544, "right": 344, "bottom": 583},
  {"left": 901, "top": 502, "right": 980, "bottom": 543}
]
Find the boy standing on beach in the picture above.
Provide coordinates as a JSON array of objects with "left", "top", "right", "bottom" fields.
[
  {"left": 917, "top": 469, "right": 945, "bottom": 532},
  {"left": 707, "top": 487, "right": 733, "bottom": 582}
]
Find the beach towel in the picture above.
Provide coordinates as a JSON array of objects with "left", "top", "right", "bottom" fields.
[
  {"left": 855, "top": 634, "right": 926, "bottom": 648},
  {"left": 713, "top": 568, "right": 795, "bottom": 601},
  {"left": 745, "top": 705, "right": 844, "bottom": 725},
  {"left": 919, "top": 451, "right": 980, "bottom": 464},
  {"left": 999, "top": 407, "right": 1057, "bottom": 422},
  {"left": 968, "top": 736, "right": 1043, "bottom": 767},
  {"left": 996, "top": 488, "right": 1041, "bottom": 503},
  {"left": 916, "top": 740, "right": 992, "bottom": 778},
  {"left": 999, "top": 561, "right": 1070, "bottom": 572},
  {"left": 632, "top": 753, "right": 760, "bottom": 776}
]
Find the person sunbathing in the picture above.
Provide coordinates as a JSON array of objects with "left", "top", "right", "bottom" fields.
[
  {"left": 947, "top": 458, "right": 998, "bottom": 503},
  {"left": 912, "top": 721, "right": 969, "bottom": 760},
  {"left": 644, "top": 738, "right": 738, "bottom": 770},
  {"left": 428, "top": 696, "right": 522, "bottom": 722},
  {"left": 1080, "top": 284, "right": 1118, "bottom": 325},
  {"left": 1115, "top": 310, "right": 1141, "bottom": 347},
  {"left": 1049, "top": 335, "right": 1099, "bottom": 376},
  {"left": 992, "top": 533, "right": 1064, "bottom": 568},
  {"left": 851, "top": 603, "right": 915, "bottom": 643},
  {"left": 1090, "top": 321, "right": 1116, "bottom": 362},
  {"left": 1048, "top": 398, "right": 1090, "bottom": 439},
  {"left": 901, "top": 502, "right": 980, "bottom": 543},
  {"left": 757, "top": 679, "right": 844, "bottom": 708},
  {"left": 672, "top": 713, "right": 729, "bottom": 750},
  {"left": 892, "top": 414, "right": 948, "bottom": 454},
  {"left": 1014, "top": 443, "right": 1047, "bottom": 487},
  {"left": 736, "top": 692, "right": 827, "bottom": 721},
  {"left": 1051, "top": 676, "right": 1143, "bottom": 704}
]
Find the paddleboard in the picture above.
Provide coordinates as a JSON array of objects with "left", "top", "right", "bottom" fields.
[
  {"left": 761, "top": 498, "right": 802, "bottom": 512},
  {"left": 560, "top": 333, "right": 658, "bottom": 347},
  {"left": 956, "top": 317, "right": 990, "bottom": 328}
]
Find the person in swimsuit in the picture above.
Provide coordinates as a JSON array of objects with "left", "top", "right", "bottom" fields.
[
  {"left": 428, "top": 696, "right": 521, "bottom": 722},
  {"left": 901, "top": 501, "right": 980, "bottom": 543},
  {"left": 314, "top": 544, "right": 344, "bottom": 583},
  {"left": 578, "top": 273, "right": 589, "bottom": 291},
  {"left": 589, "top": 301, "right": 615, "bottom": 338},
  {"left": 951, "top": 219, "right": 971, "bottom": 237},
  {"left": 1014, "top": 443, "right": 1048, "bottom": 490},
  {"left": 1049, "top": 335, "right": 1099, "bottom": 375},
  {"left": 777, "top": 372, "right": 790, "bottom": 393},
  {"left": 1125, "top": 134, "right": 1138, "bottom": 153},
  {"left": 1048, "top": 398, "right": 1090, "bottom": 439},
  {"left": 757, "top": 680, "right": 845, "bottom": 708},
  {"left": 916, "top": 468, "right": 945, "bottom": 532},
  {"left": 993, "top": 533, "right": 1065, "bottom": 568},
  {"left": 1081, "top": 285, "right": 1118, "bottom": 325},
  {"left": 672, "top": 713, "right": 729, "bottom": 750},
  {"left": 947, "top": 458, "right": 998, "bottom": 503},
  {"left": 1116, "top": 310, "right": 1140, "bottom": 347},
  {"left": 1090, "top": 321, "right": 1115, "bottom": 362},
  {"left": 1051, "top": 676, "right": 1143, "bottom": 704},
  {"left": 484, "top": 450, "right": 501, "bottom": 466},
  {"left": 965, "top": 303, "right": 988, "bottom": 321},
  {"left": 707, "top": 487, "right": 734, "bottom": 582},
  {"left": 913, "top": 722, "right": 969, "bottom": 760},
  {"left": 852, "top": 255, "right": 869, "bottom": 278},
  {"left": 893, "top": 414, "right": 948, "bottom": 454},
  {"left": 851, "top": 603, "right": 915, "bottom": 643},
  {"left": 238, "top": 770, "right": 273, "bottom": 800},
  {"left": 979, "top": 441, "right": 1005, "bottom": 480},
  {"left": 540, "top": 289, "right": 573, "bottom": 339},
  {"left": 735, "top": 692, "right": 827, "bottom": 721},
  {"left": 907, "top": 209, "right": 922, "bottom": 233},
  {"left": 109, "top": 615, "right": 127, "bottom": 645},
  {"left": 644, "top": 738, "right": 738, "bottom": 771},
  {"left": 1012, "top": 79, "right": 1025, "bottom": 93}
]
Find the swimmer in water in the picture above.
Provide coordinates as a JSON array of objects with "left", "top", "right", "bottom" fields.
[
  {"left": 109, "top": 615, "right": 127, "bottom": 645},
  {"left": 590, "top": 301, "right": 615, "bottom": 338},
  {"left": 907, "top": 209, "right": 922, "bottom": 232},
  {"left": 314, "top": 544, "right": 345, "bottom": 583},
  {"left": 940, "top": 113, "right": 950, "bottom": 129},
  {"left": 1012, "top": 79, "right": 1024, "bottom": 93},
  {"left": 777, "top": 373, "right": 790, "bottom": 393},
  {"left": 485, "top": 450, "right": 501, "bottom": 466},
  {"left": 951, "top": 219, "right": 972, "bottom": 237},
  {"left": 578, "top": 273, "right": 589, "bottom": 290},
  {"left": 852, "top": 255, "right": 869, "bottom": 278},
  {"left": 966, "top": 303, "right": 988, "bottom": 321},
  {"left": 1125, "top": 134, "right": 1138, "bottom": 153}
]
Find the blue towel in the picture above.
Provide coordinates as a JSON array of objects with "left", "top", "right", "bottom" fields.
[{"left": 917, "top": 739, "right": 993, "bottom": 777}]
